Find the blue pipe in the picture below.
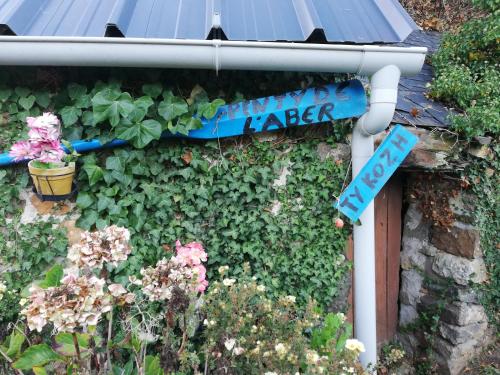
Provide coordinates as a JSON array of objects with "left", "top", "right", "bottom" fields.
[{"left": 0, "top": 79, "right": 367, "bottom": 167}]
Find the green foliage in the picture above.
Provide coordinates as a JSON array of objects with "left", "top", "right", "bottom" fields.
[
  {"left": 311, "top": 312, "right": 352, "bottom": 354},
  {"left": 0, "top": 67, "right": 346, "bottom": 150},
  {"left": 12, "top": 343, "right": 62, "bottom": 371},
  {"left": 200, "top": 268, "right": 363, "bottom": 374},
  {"left": 0, "top": 168, "right": 68, "bottom": 323},
  {"left": 75, "top": 130, "right": 350, "bottom": 308},
  {"left": 465, "top": 144, "right": 500, "bottom": 327},
  {"left": 0, "top": 77, "right": 224, "bottom": 153},
  {"left": 430, "top": 1, "right": 499, "bottom": 138}
]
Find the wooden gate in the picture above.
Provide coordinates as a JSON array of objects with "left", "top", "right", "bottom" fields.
[{"left": 347, "top": 175, "right": 403, "bottom": 345}]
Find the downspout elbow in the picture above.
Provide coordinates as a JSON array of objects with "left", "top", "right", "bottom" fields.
[{"left": 355, "top": 65, "right": 401, "bottom": 137}]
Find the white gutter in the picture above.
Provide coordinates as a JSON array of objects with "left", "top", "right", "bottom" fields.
[
  {"left": 0, "top": 36, "right": 426, "bottom": 76},
  {"left": 0, "top": 36, "right": 426, "bottom": 372}
]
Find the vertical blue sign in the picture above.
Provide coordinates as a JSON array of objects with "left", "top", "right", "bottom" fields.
[{"left": 334, "top": 125, "right": 418, "bottom": 222}]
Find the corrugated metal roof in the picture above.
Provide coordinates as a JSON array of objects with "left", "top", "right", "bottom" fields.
[{"left": 0, "top": 0, "right": 417, "bottom": 44}]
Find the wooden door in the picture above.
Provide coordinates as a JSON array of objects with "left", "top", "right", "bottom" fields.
[
  {"left": 375, "top": 175, "right": 402, "bottom": 344},
  {"left": 347, "top": 175, "right": 403, "bottom": 345}
]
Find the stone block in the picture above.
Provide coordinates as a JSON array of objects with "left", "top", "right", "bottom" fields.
[
  {"left": 399, "top": 303, "right": 419, "bottom": 326},
  {"left": 316, "top": 142, "right": 350, "bottom": 162},
  {"left": 395, "top": 332, "right": 420, "bottom": 359},
  {"left": 403, "top": 203, "right": 431, "bottom": 240},
  {"left": 430, "top": 223, "right": 480, "bottom": 259},
  {"left": 421, "top": 244, "right": 438, "bottom": 257},
  {"left": 19, "top": 189, "right": 75, "bottom": 224},
  {"left": 438, "top": 321, "right": 488, "bottom": 345},
  {"left": 432, "top": 336, "right": 479, "bottom": 375},
  {"left": 400, "top": 237, "right": 427, "bottom": 270},
  {"left": 441, "top": 302, "right": 487, "bottom": 326},
  {"left": 59, "top": 219, "right": 84, "bottom": 246},
  {"left": 452, "top": 286, "right": 480, "bottom": 304},
  {"left": 448, "top": 193, "right": 476, "bottom": 224},
  {"left": 432, "top": 251, "right": 487, "bottom": 286},
  {"left": 400, "top": 269, "right": 424, "bottom": 305}
]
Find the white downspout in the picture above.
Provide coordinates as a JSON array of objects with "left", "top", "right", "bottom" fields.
[{"left": 352, "top": 65, "right": 401, "bottom": 371}]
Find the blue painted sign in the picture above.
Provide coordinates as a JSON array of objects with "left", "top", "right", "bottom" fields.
[
  {"left": 187, "top": 79, "right": 367, "bottom": 139},
  {"left": 334, "top": 125, "right": 418, "bottom": 222}
]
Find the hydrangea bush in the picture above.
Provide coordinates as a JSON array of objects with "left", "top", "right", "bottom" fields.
[{"left": 0, "top": 228, "right": 364, "bottom": 375}]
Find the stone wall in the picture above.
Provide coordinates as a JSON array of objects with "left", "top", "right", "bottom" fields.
[{"left": 397, "top": 174, "right": 493, "bottom": 375}]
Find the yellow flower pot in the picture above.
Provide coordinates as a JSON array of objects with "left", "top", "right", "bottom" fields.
[{"left": 28, "top": 160, "right": 75, "bottom": 196}]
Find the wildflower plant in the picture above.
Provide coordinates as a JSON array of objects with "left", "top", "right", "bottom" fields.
[{"left": 199, "top": 264, "right": 365, "bottom": 374}]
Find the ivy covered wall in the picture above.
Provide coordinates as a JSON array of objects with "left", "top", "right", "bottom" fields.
[{"left": 0, "top": 68, "right": 353, "bottom": 325}]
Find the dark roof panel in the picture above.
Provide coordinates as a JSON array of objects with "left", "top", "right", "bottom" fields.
[
  {"left": 394, "top": 31, "right": 453, "bottom": 128},
  {"left": 0, "top": 0, "right": 418, "bottom": 43}
]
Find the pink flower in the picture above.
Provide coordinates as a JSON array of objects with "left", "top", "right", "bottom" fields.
[
  {"left": 26, "top": 117, "right": 37, "bottom": 127},
  {"left": 9, "top": 141, "right": 34, "bottom": 161},
  {"left": 37, "top": 140, "right": 65, "bottom": 163},
  {"left": 28, "top": 125, "right": 60, "bottom": 142},
  {"left": 193, "top": 264, "right": 208, "bottom": 292},
  {"left": 175, "top": 240, "right": 208, "bottom": 266},
  {"left": 30, "top": 112, "right": 60, "bottom": 128},
  {"left": 174, "top": 240, "right": 208, "bottom": 293}
]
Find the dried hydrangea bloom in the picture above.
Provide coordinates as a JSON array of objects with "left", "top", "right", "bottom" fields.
[
  {"left": 137, "top": 241, "right": 208, "bottom": 301},
  {"left": 67, "top": 225, "right": 131, "bottom": 270},
  {"left": 138, "top": 258, "right": 194, "bottom": 302},
  {"left": 108, "top": 283, "right": 135, "bottom": 306},
  {"left": 22, "top": 274, "right": 112, "bottom": 333}
]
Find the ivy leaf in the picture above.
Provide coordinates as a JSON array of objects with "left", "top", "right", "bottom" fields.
[
  {"left": 115, "top": 119, "right": 162, "bottom": 149},
  {"left": 105, "top": 156, "right": 124, "bottom": 172},
  {"left": 76, "top": 210, "right": 99, "bottom": 230},
  {"left": 92, "top": 88, "right": 134, "bottom": 127},
  {"left": 76, "top": 192, "right": 94, "bottom": 209},
  {"left": 83, "top": 164, "right": 104, "bottom": 186},
  {"left": 13, "top": 344, "right": 62, "bottom": 370},
  {"left": 187, "top": 84, "right": 208, "bottom": 106},
  {"left": 19, "top": 95, "right": 36, "bottom": 110},
  {"left": 75, "top": 94, "right": 91, "bottom": 109},
  {"left": 0, "top": 87, "right": 12, "bottom": 102},
  {"left": 128, "top": 96, "right": 154, "bottom": 123},
  {"left": 142, "top": 83, "right": 162, "bottom": 99},
  {"left": 7, "top": 103, "right": 18, "bottom": 114},
  {"left": 82, "top": 111, "right": 95, "bottom": 126},
  {"left": 34, "top": 91, "right": 50, "bottom": 108},
  {"left": 158, "top": 92, "right": 188, "bottom": 121},
  {"left": 169, "top": 115, "right": 202, "bottom": 136},
  {"left": 14, "top": 87, "right": 30, "bottom": 98},
  {"left": 67, "top": 83, "right": 87, "bottom": 100},
  {"left": 60, "top": 106, "right": 82, "bottom": 127},
  {"left": 199, "top": 98, "right": 225, "bottom": 119}
]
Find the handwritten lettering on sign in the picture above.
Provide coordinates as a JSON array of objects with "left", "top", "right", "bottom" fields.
[
  {"left": 187, "top": 80, "right": 367, "bottom": 139},
  {"left": 334, "top": 125, "right": 418, "bottom": 222}
]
